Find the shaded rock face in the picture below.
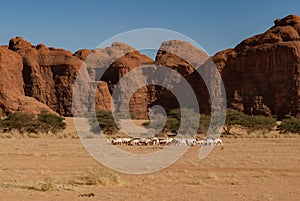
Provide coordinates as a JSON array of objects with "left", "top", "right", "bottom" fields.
[
  {"left": 154, "top": 40, "right": 215, "bottom": 115},
  {"left": 4, "top": 38, "right": 151, "bottom": 117},
  {"left": 82, "top": 42, "right": 136, "bottom": 81},
  {"left": 93, "top": 81, "right": 113, "bottom": 112},
  {"left": 100, "top": 51, "right": 154, "bottom": 119},
  {"left": 102, "top": 51, "right": 153, "bottom": 85},
  {"left": 8, "top": 37, "right": 112, "bottom": 116},
  {"left": 76, "top": 44, "right": 154, "bottom": 118},
  {"left": 9, "top": 37, "right": 82, "bottom": 116},
  {"left": 0, "top": 46, "right": 53, "bottom": 115},
  {"left": 213, "top": 14, "right": 300, "bottom": 118},
  {"left": 79, "top": 41, "right": 210, "bottom": 119}
]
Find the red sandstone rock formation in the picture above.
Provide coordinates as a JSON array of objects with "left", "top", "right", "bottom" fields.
[
  {"left": 80, "top": 42, "right": 136, "bottom": 81},
  {"left": 1, "top": 14, "right": 300, "bottom": 120},
  {"left": 8, "top": 37, "right": 84, "bottom": 116},
  {"left": 0, "top": 46, "right": 53, "bottom": 115},
  {"left": 76, "top": 43, "right": 154, "bottom": 118},
  {"left": 154, "top": 40, "right": 213, "bottom": 114},
  {"left": 101, "top": 51, "right": 154, "bottom": 118},
  {"left": 94, "top": 81, "right": 113, "bottom": 112},
  {"left": 73, "top": 49, "right": 92, "bottom": 60},
  {"left": 8, "top": 37, "right": 112, "bottom": 116},
  {"left": 213, "top": 14, "right": 300, "bottom": 118}
]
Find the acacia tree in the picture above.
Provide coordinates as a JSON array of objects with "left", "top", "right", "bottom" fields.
[
  {"left": 222, "top": 109, "right": 276, "bottom": 135},
  {"left": 223, "top": 109, "right": 247, "bottom": 135},
  {"left": 243, "top": 115, "right": 276, "bottom": 134},
  {"left": 143, "top": 108, "right": 200, "bottom": 137},
  {"left": 0, "top": 110, "right": 66, "bottom": 134},
  {"left": 277, "top": 115, "right": 300, "bottom": 134},
  {"left": 89, "top": 110, "right": 119, "bottom": 135}
]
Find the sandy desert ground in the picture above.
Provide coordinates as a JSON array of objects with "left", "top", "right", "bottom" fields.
[{"left": 0, "top": 119, "right": 299, "bottom": 201}]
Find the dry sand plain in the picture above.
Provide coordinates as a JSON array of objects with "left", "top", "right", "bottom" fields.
[{"left": 0, "top": 119, "right": 299, "bottom": 201}]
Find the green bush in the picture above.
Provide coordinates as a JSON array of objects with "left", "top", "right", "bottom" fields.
[
  {"left": 163, "top": 109, "right": 181, "bottom": 133},
  {"left": 222, "top": 109, "right": 276, "bottom": 135},
  {"left": 37, "top": 110, "right": 66, "bottom": 133},
  {"left": 223, "top": 109, "right": 247, "bottom": 134},
  {"left": 2, "top": 112, "right": 39, "bottom": 133},
  {"left": 243, "top": 115, "right": 276, "bottom": 134},
  {"left": 144, "top": 108, "right": 278, "bottom": 136},
  {"left": 277, "top": 116, "right": 300, "bottom": 134},
  {"left": 145, "top": 108, "right": 200, "bottom": 136},
  {"left": 0, "top": 111, "right": 66, "bottom": 134},
  {"left": 143, "top": 109, "right": 180, "bottom": 134},
  {"left": 89, "top": 110, "right": 119, "bottom": 135},
  {"left": 198, "top": 114, "right": 211, "bottom": 134}
]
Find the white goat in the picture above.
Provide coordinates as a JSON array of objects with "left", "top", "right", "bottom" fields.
[{"left": 107, "top": 137, "right": 223, "bottom": 147}]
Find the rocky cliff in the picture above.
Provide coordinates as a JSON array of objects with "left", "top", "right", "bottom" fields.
[
  {"left": 1, "top": 14, "right": 300, "bottom": 119},
  {"left": 213, "top": 14, "right": 300, "bottom": 118},
  {"left": 0, "top": 46, "right": 53, "bottom": 115},
  {"left": 7, "top": 37, "right": 112, "bottom": 116},
  {"left": 100, "top": 51, "right": 154, "bottom": 119},
  {"left": 75, "top": 44, "right": 155, "bottom": 118},
  {"left": 154, "top": 40, "right": 226, "bottom": 114}
]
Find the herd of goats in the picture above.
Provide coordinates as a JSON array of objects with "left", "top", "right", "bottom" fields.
[{"left": 107, "top": 137, "right": 223, "bottom": 146}]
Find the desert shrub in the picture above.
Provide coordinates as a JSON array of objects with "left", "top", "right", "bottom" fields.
[
  {"left": 89, "top": 110, "right": 119, "bottom": 135},
  {"left": 222, "top": 109, "right": 247, "bottom": 134},
  {"left": 222, "top": 109, "right": 276, "bottom": 135},
  {"left": 198, "top": 114, "right": 211, "bottom": 134},
  {"left": 80, "top": 167, "right": 121, "bottom": 186},
  {"left": 37, "top": 110, "right": 66, "bottom": 133},
  {"left": 163, "top": 109, "right": 181, "bottom": 133},
  {"left": 243, "top": 115, "right": 276, "bottom": 134},
  {"left": 2, "top": 112, "right": 40, "bottom": 133},
  {"left": 144, "top": 108, "right": 277, "bottom": 136},
  {"left": 145, "top": 108, "right": 200, "bottom": 137},
  {"left": 1, "top": 111, "right": 66, "bottom": 134},
  {"left": 143, "top": 109, "right": 180, "bottom": 134},
  {"left": 180, "top": 109, "right": 200, "bottom": 136},
  {"left": 277, "top": 115, "right": 300, "bottom": 134}
]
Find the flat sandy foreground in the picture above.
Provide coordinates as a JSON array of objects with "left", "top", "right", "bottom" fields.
[
  {"left": 0, "top": 135, "right": 299, "bottom": 201},
  {"left": 0, "top": 119, "right": 300, "bottom": 201}
]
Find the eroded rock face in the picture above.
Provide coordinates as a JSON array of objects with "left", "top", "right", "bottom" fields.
[
  {"left": 8, "top": 37, "right": 112, "bottom": 116},
  {"left": 78, "top": 43, "right": 154, "bottom": 118},
  {"left": 2, "top": 14, "right": 300, "bottom": 120},
  {"left": 154, "top": 40, "right": 214, "bottom": 114},
  {"left": 73, "top": 49, "right": 92, "bottom": 60},
  {"left": 101, "top": 51, "right": 154, "bottom": 119},
  {"left": 93, "top": 81, "right": 113, "bottom": 112},
  {"left": 213, "top": 14, "right": 300, "bottom": 118},
  {"left": 0, "top": 46, "right": 53, "bottom": 115},
  {"left": 8, "top": 37, "right": 83, "bottom": 116},
  {"left": 158, "top": 40, "right": 209, "bottom": 68},
  {"left": 5, "top": 38, "right": 153, "bottom": 117},
  {"left": 83, "top": 42, "right": 136, "bottom": 81}
]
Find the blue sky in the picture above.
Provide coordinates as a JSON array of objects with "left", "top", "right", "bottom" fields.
[{"left": 0, "top": 0, "right": 299, "bottom": 55}]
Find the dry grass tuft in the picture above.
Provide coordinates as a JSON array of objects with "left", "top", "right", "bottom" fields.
[
  {"left": 74, "top": 167, "right": 122, "bottom": 186},
  {"left": 0, "top": 177, "right": 73, "bottom": 192},
  {"left": 0, "top": 131, "right": 79, "bottom": 139},
  {"left": 0, "top": 167, "right": 122, "bottom": 192}
]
